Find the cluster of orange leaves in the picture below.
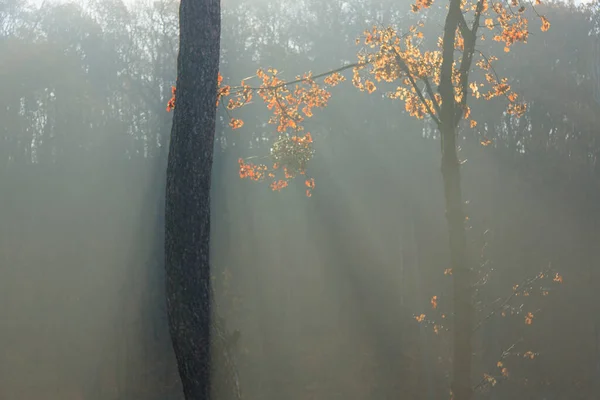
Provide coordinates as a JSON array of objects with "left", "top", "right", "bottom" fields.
[
  {"left": 228, "top": 69, "right": 346, "bottom": 194},
  {"left": 166, "top": 85, "right": 176, "bottom": 112},
  {"left": 431, "top": 295, "right": 438, "bottom": 309},
  {"left": 166, "top": 0, "right": 550, "bottom": 195},
  {"left": 255, "top": 68, "right": 336, "bottom": 132},
  {"left": 482, "top": 350, "right": 539, "bottom": 390},
  {"left": 167, "top": 68, "right": 344, "bottom": 195},
  {"left": 352, "top": 0, "right": 550, "bottom": 130},
  {"left": 236, "top": 131, "right": 317, "bottom": 194}
]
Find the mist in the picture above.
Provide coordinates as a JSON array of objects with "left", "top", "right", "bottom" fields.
[{"left": 2, "top": 0, "right": 600, "bottom": 399}]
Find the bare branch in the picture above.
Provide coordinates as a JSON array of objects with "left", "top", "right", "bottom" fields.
[
  {"left": 473, "top": 339, "right": 523, "bottom": 392},
  {"left": 472, "top": 265, "right": 553, "bottom": 333}
]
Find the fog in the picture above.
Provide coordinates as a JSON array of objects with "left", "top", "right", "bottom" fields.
[{"left": 2, "top": 0, "right": 600, "bottom": 399}]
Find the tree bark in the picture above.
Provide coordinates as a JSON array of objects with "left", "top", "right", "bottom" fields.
[{"left": 164, "top": 0, "right": 221, "bottom": 399}]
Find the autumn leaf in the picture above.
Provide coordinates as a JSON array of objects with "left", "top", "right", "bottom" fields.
[
  {"left": 470, "top": 81, "right": 480, "bottom": 98},
  {"left": 270, "top": 180, "right": 289, "bottom": 191},
  {"left": 431, "top": 295, "right": 438, "bottom": 309},
  {"left": 166, "top": 86, "right": 176, "bottom": 112},
  {"left": 323, "top": 72, "right": 346, "bottom": 86},
  {"left": 484, "top": 373, "right": 497, "bottom": 386},
  {"left": 525, "top": 312, "right": 534, "bottom": 325},
  {"left": 364, "top": 80, "right": 376, "bottom": 93},
  {"left": 540, "top": 16, "right": 550, "bottom": 32},
  {"left": 229, "top": 118, "right": 244, "bottom": 129}
]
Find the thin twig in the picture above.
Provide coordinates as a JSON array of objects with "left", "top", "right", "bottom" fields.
[{"left": 473, "top": 265, "right": 553, "bottom": 333}]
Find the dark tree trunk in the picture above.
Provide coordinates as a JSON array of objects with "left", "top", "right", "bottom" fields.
[
  {"left": 438, "top": 0, "right": 474, "bottom": 398},
  {"left": 441, "top": 123, "right": 473, "bottom": 400},
  {"left": 164, "top": 0, "right": 221, "bottom": 399}
]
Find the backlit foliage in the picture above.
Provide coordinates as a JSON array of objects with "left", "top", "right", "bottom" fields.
[
  {"left": 167, "top": 0, "right": 550, "bottom": 195},
  {"left": 167, "top": 69, "right": 343, "bottom": 195},
  {"left": 352, "top": 0, "right": 549, "bottom": 130}
]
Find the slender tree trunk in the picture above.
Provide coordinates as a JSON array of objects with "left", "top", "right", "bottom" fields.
[
  {"left": 438, "top": 0, "right": 474, "bottom": 397},
  {"left": 441, "top": 123, "right": 473, "bottom": 400},
  {"left": 164, "top": 0, "right": 221, "bottom": 399}
]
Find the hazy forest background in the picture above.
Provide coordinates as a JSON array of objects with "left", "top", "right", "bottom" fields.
[{"left": 2, "top": 0, "right": 600, "bottom": 398}]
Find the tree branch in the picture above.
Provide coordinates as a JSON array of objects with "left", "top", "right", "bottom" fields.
[
  {"left": 472, "top": 265, "right": 553, "bottom": 333},
  {"left": 471, "top": 0, "right": 486, "bottom": 34},
  {"left": 229, "top": 32, "right": 414, "bottom": 93},
  {"left": 391, "top": 47, "right": 441, "bottom": 127},
  {"left": 457, "top": 10, "right": 471, "bottom": 39},
  {"left": 473, "top": 339, "right": 523, "bottom": 392},
  {"left": 238, "top": 61, "right": 368, "bottom": 92},
  {"left": 453, "top": 0, "right": 487, "bottom": 126},
  {"left": 423, "top": 76, "right": 442, "bottom": 116}
]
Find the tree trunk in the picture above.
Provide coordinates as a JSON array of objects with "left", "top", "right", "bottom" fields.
[
  {"left": 437, "top": 0, "right": 474, "bottom": 397},
  {"left": 441, "top": 123, "right": 473, "bottom": 400},
  {"left": 164, "top": 0, "right": 221, "bottom": 399}
]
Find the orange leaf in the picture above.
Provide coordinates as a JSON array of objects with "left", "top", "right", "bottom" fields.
[
  {"left": 229, "top": 118, "right": 244, "bottom": 129},
  {"left": 525, "top": 312, "right": 534, "bottom": 325},
  {"left": 540, "top": 16, "right": 550, "bottom": 32},
  {"left": 431, "top": 295, "right": 438, "bottom": 309}
]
